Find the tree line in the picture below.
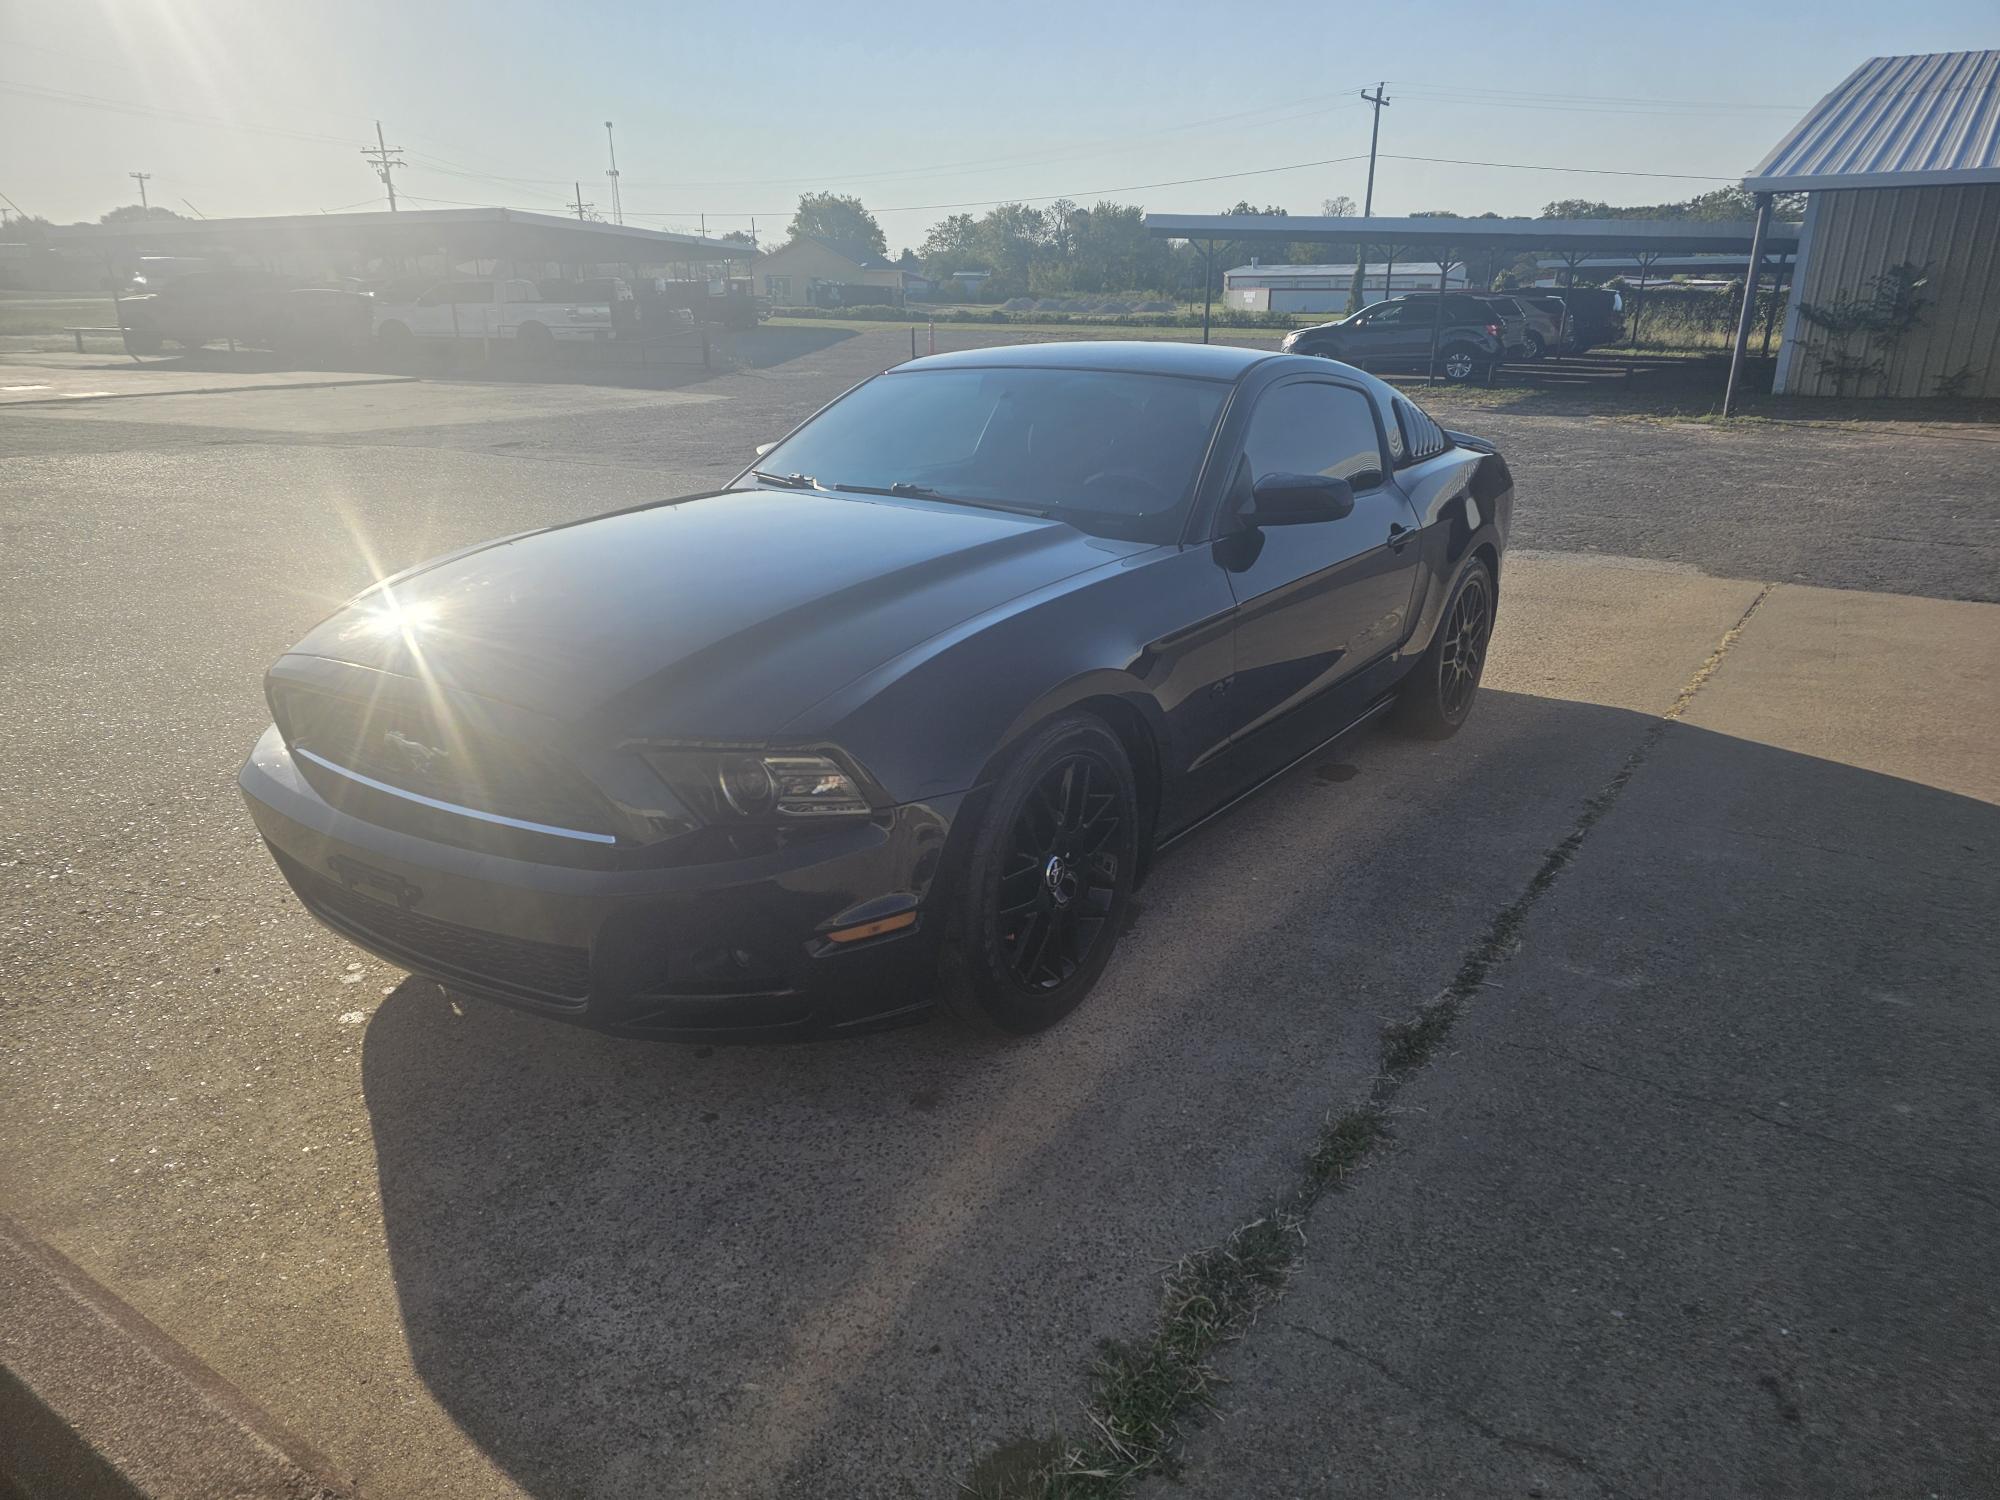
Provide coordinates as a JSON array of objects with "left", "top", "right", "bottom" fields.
[{"left": 784, "top": 185, "right": 1801, "bottom": 300}]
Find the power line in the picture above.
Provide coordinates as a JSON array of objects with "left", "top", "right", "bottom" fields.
[
  {"left": 617, "top": 146, "right": 1737, "bottom": 222},
  {"left": 1380, "top": 153, "right": 1736, "bottom": 182},
  {"left": 1388, "top": 80, "right": 1807, "bottom": 111},
  {"left": 606, "top": 94, "right": 1376, "bottom": 193},
  {"left": 0, "top": 78, "right": 355, "bottom": 145}
]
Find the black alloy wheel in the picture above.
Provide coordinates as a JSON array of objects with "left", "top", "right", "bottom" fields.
[
  {"left": 1394, "top": 558, "right": 1494, "bottom": 739},
  {"left": 941, "top": 713, "right": 1139, "bottom": 1035}
]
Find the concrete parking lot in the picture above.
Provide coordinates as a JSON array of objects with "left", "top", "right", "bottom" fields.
[{"left": 3, "top": 330, "right": 1997, "bottom": 1499}]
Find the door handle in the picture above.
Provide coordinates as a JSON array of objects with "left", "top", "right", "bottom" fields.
[{"left": 1388, "top": 523, "right": 1418, "bottom": 550}]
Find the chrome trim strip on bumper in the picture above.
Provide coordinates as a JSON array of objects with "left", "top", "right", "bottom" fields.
[{"left": 293, "top": 746, "right": 619, "bottom": 845}]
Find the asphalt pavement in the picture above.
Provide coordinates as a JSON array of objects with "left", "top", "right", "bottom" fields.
[{"left": 2, "top": 333, "right": 1995, "bottom": 1499}]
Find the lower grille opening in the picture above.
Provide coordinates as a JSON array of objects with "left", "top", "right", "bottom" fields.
[{"left": 271, "top": 849, "right": 591, "bottom": 1005}]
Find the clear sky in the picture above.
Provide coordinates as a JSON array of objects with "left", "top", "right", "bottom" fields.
[{"left": 3, "top": 0, "right": 1994, "bottom": 249}]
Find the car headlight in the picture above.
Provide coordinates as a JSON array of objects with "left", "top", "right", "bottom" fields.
[
  {"left": 1280, "top": 331, "right": 1299, "bottom": 348},
  {"left": 640, "top": 748, "right": 872, "bottom": 821}
]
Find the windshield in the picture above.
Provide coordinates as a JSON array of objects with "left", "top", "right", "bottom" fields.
[{"left": 741, "top": 366, "right": 1230, "bottom": 543}]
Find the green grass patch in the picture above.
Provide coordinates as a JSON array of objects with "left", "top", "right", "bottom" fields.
[
  {"left": 0, "top": 295, "right": 120, "bottom": 336},
  {"left": 964, "top": 1108, "right": 1387, "bottom": 1499}
]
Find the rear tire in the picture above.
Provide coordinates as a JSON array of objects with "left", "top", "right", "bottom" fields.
[
  {"left": 517, "top": 321, "right": 555, "bottom": 353},
  {"left": 1393, "top": 559, "right": 1494, "bottom": 740},
  {"left": 938, "top": 713, "right": 1139, "bottom": 1037},
  {"left": 1440, "top": 344, "right": 1480, "bottom": 383}
]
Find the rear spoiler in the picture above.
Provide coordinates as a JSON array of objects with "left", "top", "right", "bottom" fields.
[{"left": 1444, "top": 429, "right": 1498, "bottom": 455}]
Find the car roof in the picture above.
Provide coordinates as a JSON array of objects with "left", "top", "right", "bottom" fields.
[{"left": 905, "top": 339, "right": 1274, "bottom": 380}]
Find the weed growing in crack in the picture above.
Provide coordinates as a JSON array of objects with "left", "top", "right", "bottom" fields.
[{"left": 1381, "top": 1001, "right": 1458, "bottom": 1075}]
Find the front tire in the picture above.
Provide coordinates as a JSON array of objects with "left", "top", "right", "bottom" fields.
[
  {"left": 1393, "top": 559, "right": 1494, "bottom": 739},
  {"left": 1525, "top": 331, "right": 1547, "bottom": 360},
  {"left": 939, "top": 714, "right": 1139, "bottom": 1036}
]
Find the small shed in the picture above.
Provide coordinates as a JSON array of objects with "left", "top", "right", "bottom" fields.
[{"left": 1749, "top": 52, "right": 2000, "bottom": 399}]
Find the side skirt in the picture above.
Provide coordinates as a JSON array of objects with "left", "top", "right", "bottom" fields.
[{"left": 1155, "top": 694, "right": 1398, "bottom": 854}]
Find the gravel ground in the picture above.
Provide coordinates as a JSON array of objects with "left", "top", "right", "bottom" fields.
[{"left": 9, "top": 326, "right": 1995, "bottom": 602}]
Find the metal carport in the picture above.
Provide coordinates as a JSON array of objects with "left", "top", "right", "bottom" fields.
[
  {"left": 1143, "top": 212, "right": 1801, "bottom": 389},
  {"left": 48, "top": 206, "right": 745, "bottom": 279}
]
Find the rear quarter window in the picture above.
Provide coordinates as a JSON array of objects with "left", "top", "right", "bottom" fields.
[{"left": 1393, "top": 397, "right": 1450, "bottom": 464}]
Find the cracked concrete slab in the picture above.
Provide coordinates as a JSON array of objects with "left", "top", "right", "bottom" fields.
[
  {"left": 1171, "top": 583, "right": 2000, "bottom": 1499},
  {"left": 6, "top": 350, "right": 1992, "bottom": 1497},
  {"left": 0, "top": 374, "right": 1762, "bottom": 1499}
]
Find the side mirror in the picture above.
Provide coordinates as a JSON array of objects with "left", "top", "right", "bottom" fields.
[
  {"left": 1248, "top": 472, "right": 1355, "bottom": 526},
  {"left": 754, "top": 440, "right": 778, "bottom": 459}
]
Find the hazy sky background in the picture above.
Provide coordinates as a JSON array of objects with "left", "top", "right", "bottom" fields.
[{"left": 3, "top": 0, "right": 1995, "bottom": 248}]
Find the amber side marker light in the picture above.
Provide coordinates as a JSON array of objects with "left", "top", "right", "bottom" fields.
[{"left": 825, "top": 911, "right": 918, "bottom": 944}]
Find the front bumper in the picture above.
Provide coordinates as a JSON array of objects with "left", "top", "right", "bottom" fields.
[{"left": 238, "top": 726, "right": 958, "bottom": 1040}]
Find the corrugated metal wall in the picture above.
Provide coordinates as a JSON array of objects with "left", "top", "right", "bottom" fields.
[{"left": 1775, "top": 182, "right": 2000, "bottom": 398}]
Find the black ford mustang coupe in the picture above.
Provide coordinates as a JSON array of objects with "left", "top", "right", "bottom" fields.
[{"left": 241, "top": 342, "right": 1511, "bottom": 1039}]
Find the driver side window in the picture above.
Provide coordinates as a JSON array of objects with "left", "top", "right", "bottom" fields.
[{"left": 1240, "top": 382, "right": 1386, "bottom": 494}]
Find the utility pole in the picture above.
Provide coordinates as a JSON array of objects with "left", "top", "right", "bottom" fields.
[
  {"left": 568, "top": 182, "right": 593, "bottom": 221},
  {"left": 360, "top": 122, "right": 405, "bottom": 212},
  {"left": 1360, "top": 83, "right": 1390, "bottom": 216},
  {"left": 603, "top": 121, "right": 623, "bottom": 225},
  {"left": 128, "top": 171, "right": 152, "bottom": 212},
  {"left": 699, "top": 211, "right": 706, "bottom": 239},
  {"left": 1348, "top": 82, "right": 1390, "bottom": 311}
]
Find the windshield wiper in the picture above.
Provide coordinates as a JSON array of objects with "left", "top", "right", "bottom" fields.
[
  {"left": 748, "top": 468, "right": 820, "bottom": 490},
  {"left": 833, "top": 480, "right": 1049, "bottom": 517}
]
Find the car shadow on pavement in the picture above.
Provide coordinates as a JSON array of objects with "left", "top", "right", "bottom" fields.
[{"left": 356, "top": 690, "right": 2000, "bottom": 1499}]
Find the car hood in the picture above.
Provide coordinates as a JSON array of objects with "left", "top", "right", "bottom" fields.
[{"left": 286, "top": 487, "right": 1144, "bottom": 740}]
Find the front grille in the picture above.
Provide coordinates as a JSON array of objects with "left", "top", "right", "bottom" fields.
[
  {"left": 270, "top": 679, "right": 613, "bottom": 837},
  {"left": 273, "top": 849, "right": 591, "bottom": 1004}
]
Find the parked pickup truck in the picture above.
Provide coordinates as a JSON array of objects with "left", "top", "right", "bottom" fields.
[{"left": 372, "top": 278, "right": 616, "bottom": 348}]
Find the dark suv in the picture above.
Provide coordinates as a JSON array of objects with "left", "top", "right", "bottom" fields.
[
  {"left": 1532, "top": 288, "right": 1626, "bottom": 351},
  {"left": 118, "top": 269, "right": 296, "bottom": 354},
  {"left": 1281, "top": 296, "right": 1506, "bottom": 382}
]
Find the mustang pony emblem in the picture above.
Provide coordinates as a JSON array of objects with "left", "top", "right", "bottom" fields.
[{"left": 380, "top": 729, "right": 449, "bottom": 778}]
